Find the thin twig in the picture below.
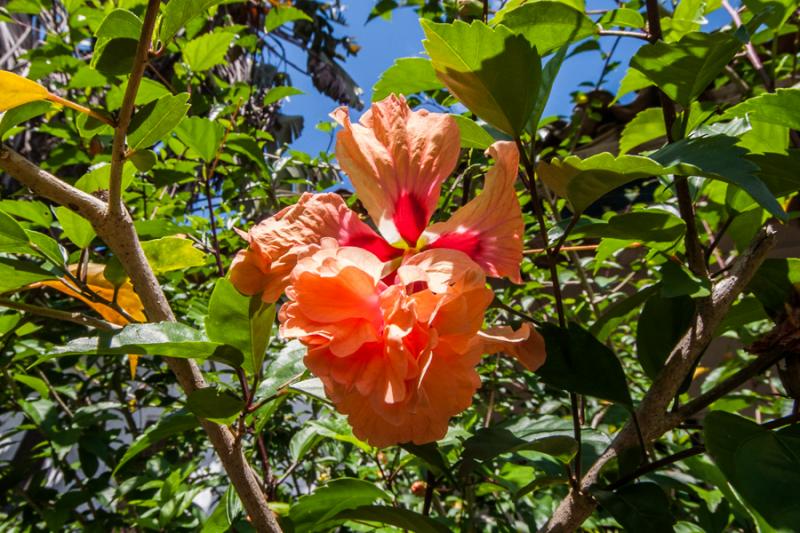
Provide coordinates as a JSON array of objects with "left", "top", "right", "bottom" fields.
[
  {"left": 0, "top": 298, "right": 119, "bottom": 331},
  {"left": 108, "top": 0, "right": 161, "bottom": 218}
]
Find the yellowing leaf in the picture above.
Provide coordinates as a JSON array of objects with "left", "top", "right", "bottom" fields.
[
  {"left": 0, "top": 71, "right": 50, "bottom": 112},
  {"left": 33, "top": 263, "right": 146, "bottom": 376}
]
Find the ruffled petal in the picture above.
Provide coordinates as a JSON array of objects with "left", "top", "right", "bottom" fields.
[
  {"left": 423, "top": 141, "right": 524, "bottom": 283},
  {"left": 230, "top": 192, "right": 398, "bottom": 302},
  {"left": 332, "top": 94, "right": 461, "bottom": 247},
  {"left": 479, "top": 323, "right": 547, "bottom": 371}
]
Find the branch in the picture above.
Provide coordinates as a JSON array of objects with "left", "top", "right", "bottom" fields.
[
  {"left": 108, "top": 0, "right": 160, "bottom": 217},
  {"left": 0, "top": 298, "right": 119, "bottom": 331},
  {"left": 0, "top": 146, "right": 283, "bottom": 533},
  {"left": 540, "top": 221, "right": 778, "bottom": 532}
]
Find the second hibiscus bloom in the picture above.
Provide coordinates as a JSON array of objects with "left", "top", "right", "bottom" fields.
[{"left": 230, "top": 94, "right": 545, "bottom": 446}]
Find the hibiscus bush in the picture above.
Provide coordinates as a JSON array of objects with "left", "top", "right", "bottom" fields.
[{"left": 1, "top": 0, "right": 800, "bottom": 531}]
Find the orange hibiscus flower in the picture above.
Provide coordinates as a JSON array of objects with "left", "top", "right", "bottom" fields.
[{"left": 231, "top": 94, "right": 545, "bottom": 446}]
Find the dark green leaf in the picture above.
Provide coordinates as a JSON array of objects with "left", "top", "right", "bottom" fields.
[
  {"left": 186, "top": 387, "right": 244, "bottom": 424},
  {"left": 636, "top": 292, "right": 694, "bottom": 379},
  {"left": 400, "top": 442, "right": 450, "bottom": 476},
  {"left": 372, "top": 57, "right": 444, "bottom": 101},
  {"left": 206, "top": 278, "right": 251, "bottom": 363},
  {"left": 590, "top": 286, "right": 658, "bottom": 341},
  {"left": 0, "top": 208, "right": 30, "bottom": 251},
  {"left": 127, "top": 93, "right": 190, "bottom": 152},
  {"left": 538, "top": 323, "right": 632, "bottom": 406},
  {"left": 114, "top": 410, "right": 199, "bottom": 474},
  {"left": 705, "top": 411, "right": 800, "bottom": 530},
  {"left": 746, "top": 258, "right": 800, "bottom": 317},
  {"left": 249, "top": 297, "right": 275, "bottom": 375},
  {"left": 0, "top": 100, "right": 51, "bottom": 139},
  {"left": 659, "top": 261, "right": 711, "bottom": 298},
  {"left": 630, "top": 31, "right": 743, "bottom": 107},
  {"left": 289, "top": 478, "right": 390, "bottom": 532},
  {"left": 576, "top": 210, "right": 686, "bottom": 244},
  {"left": 422, "top": 19, "right": 541, "bottom": 135},
  {"left": 93, "top": 38, "right": 139, "bottom": 76},
  {"left": 594, "top": 482, "right": 675, "bottom": 533},
  {"left": 335, "top": 506, "right": 450, "bottom": 533}
]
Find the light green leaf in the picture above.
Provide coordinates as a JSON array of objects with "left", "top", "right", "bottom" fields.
[
  {"left": 598, "top": 8, "right": 645, "bottom": 29},
  {"left": 174, "top": 116, "right": 225, "bottom": 162},
  {"left": 372, "top": 57, "right": 444, "bottom": 101},
  {"left": 0, "top": 200, "right": 52, "bottom": 228},
  {"left": 206, "top": 278, "right": 251, "bottom": 365},
  {"left": 0, "top": 257, "right": 56, "bottom": 292},
  {"left": 95, "top": 9, "right": 142, "bottom": 42},
  {"left": 182, "top": 31, "right": 235, "bottom": 72},
  {"left": 255, "top": 340, "right": 307, "bottom": 400},
  {"left": 496, "top": 1, "right": 596, "bottom": 56},
  {"left": 249, "top": 297, "right": 275, "bottom": 375},
  {"left": 422, "top": 19, "right": 541, "bottom": 136},
  {"left": 54, "top": 207, "right": 96, "bottom": 248},
  {"left": 114, "top": 410, "right": 199, "bottom": 474},
  {"left": 263, "top": 86, "right": 304, "bottom": 106},
  {"left": 127, "top": 93, "right": 190, "bottom": 151},
  {"left": 141, "top": 236, "right": 207, "bottom": 273},
  {"left": 725, "top": 89, "right": 800, "bottom": 132},
  {"left": 665, "top": 0, "right": 706, "bottom": 41},
  {"left": 451, "top": 114, "right": 496, "bottom": 149},
  {"left": 619, "top": 107, "right": 665, "bottom": 154},
  {"left": 265, "top": 6, "right": 312, "bottom": 32},
  {"left": 614, "top": 67, "right": 652, "bottom": 103},
  {"left": 0, "top": 100, "right": 51, "bottom": 139},
  {"left": 159, "top": 0, "right": 226, "bottom": 43},
  {"left": 630, "top": 31, "right": 743, "bottom": 107},
  {"left": 75, "top": 163, "right": 136, "bottom": 194},
  {"left": 0, "top": 209, "right": 30, "bottom": 251},
  {"left": 12, "top": 373, "right": 49, "bottom": 398}
]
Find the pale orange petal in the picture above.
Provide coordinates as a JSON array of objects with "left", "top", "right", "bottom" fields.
[
  {"left": 479, "top": 323, "right": 547, "bottom": 371},
  {"left": 230, "top": 192, "right": 397, "bottom": 302},
  {"left": 423, "top": 141, "right": 524, "bottom": 283},
  {"left": 332, "top": 94, "right": 461, "bottom": 246}
]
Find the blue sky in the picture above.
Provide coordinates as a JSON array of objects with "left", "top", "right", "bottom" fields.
[{"left": 277, "top": 1, "right": 731, "bottom": 155}]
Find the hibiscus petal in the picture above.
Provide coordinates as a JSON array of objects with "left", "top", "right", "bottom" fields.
[
  {"left": 424, "top": 141, "right": 524, "bottom": 283},
  {"left": 479, "top": 323, "right": 547, "bottom": 371},
  {"left": 332, "top": 94, "right": 461, "bottom": 246},
  {"left": 230, "top": 192, "right": 397, "bottom": 302}
]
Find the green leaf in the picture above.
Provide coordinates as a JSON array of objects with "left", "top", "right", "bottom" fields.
[
  {"left": 590, "top": 286, "right": 658, "bottom": 341},
  {"left": 495, "top": 1, "right": 595, "bottom": 56},
  {"left": 186, "top": 387, "right": 244, "bottom": 424},
  {"left": 249, "top": 298, "right": 275, "bottom": 375},
  {"left": 0, "top": 208, "right": 30, "bottom": 251},
  {"left": 422, "top": 19, "right": 541, "bottom": 135},
  {"left": 575, "top": 210, "right": 686, "bottom": 244},
  {"left": 0, "top": 100, "right": 51, "bottom": 139},
  {"left": 127, "top": 93, "right": 190, "bottom": 152},
  {"left": 45, "top": 323, "right": 230, "bottom": 361},
  {"left": 630, "top": 31, "right": 743, "bottom": 107},
  {"left": 598, "top": 8, "right": 645, "bottom": 29},
  {"left": 0, "top": 257, "right": 56, "bottom": 292},
  {"left": 636, "top": 293, "right": 694, "bottom": 379},
  {"left": 95, "top": 9, "right": 142, "bottom": 42},
  {"left": 93, "top": 38, "right": 139, "bottom": 76},
  {"left": 746, "top": 258, "right": 800, "bottom": 317},
  {"left": 159, "top": 0, "right": 226, "bottom": 43},
  {"left": 666, "top": 0, "right": 706, "bottom": 42},
  {"left": 265, "top": 5, "right": 312, "bottom": 32},
  {"left": 743, "top": 0, "right": 796, "bottom": 28},
  {"left": 75, "top": 163, "right": 136, "bottom": 194},
  {"left": 725, "top": 88, "right": 800, "bottom": 132},
  {"left": 54, "top": 207, "right": 95, "bottom": 248},
  {"left": 372, "top": 57, "right": 444, "bottom": 101},
  {"left": 537, "top": 322, "right": 632, "bottom": 406},
  {"left": 140, "top": 236, "right": 207, "bottom": 273},
  {"left": 400, "top": 442, "right": 450, "bottom": 476},
  {"left": 0, "top": 199, "right": 52, "bottom": 228},
  {"left": 460, "top": 416, "right": 579, "bottom": 476},
  {"left": 202, "top": 497, "right": 231, "bottom": 533},
  {"left": 263, "top": 86, "right": 304, "bottom": 106},
  {"left": 182, "top": 31, "right": 235, "bottom": 72},
  {"left": 255, "top": 341, "right": 306, "bottom": 399},
  {"left": 614, "top": 67, "right": 652, "bottom": 103},
  {"left": 619, "top": 107, "right": 665, "bottom": 154},
  {"left": 289, "top": 478, "right": 391, "bottom": 532},
  {"left": 114, "top": 410, "right": 199, "bottom": 474},
  {"left": 705, "top": 411, "right": 800, "bottom": 530},
  {"left": 335, "top": 506, "right": 450, "bottom": 533},
  {"left": 206, "top": 278, "right": 251, "bottom": 361},
  {"left": 451, "top": 114, "right": 496, "bottom": 149},
  {"left": 594, "top": 482, "right": 675, "bottom": 533},
  {"left": 659, "top": 261, "right": 711, "bottom": 298},
  {"left": 174, "top": 116, "right": 225, "bottom": 162},
  {"left": 12, "top": 373, "right": 49, "bottom": 397},
  {"left": 651, "top": 135, "right": 786, "bottom": 220}
]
